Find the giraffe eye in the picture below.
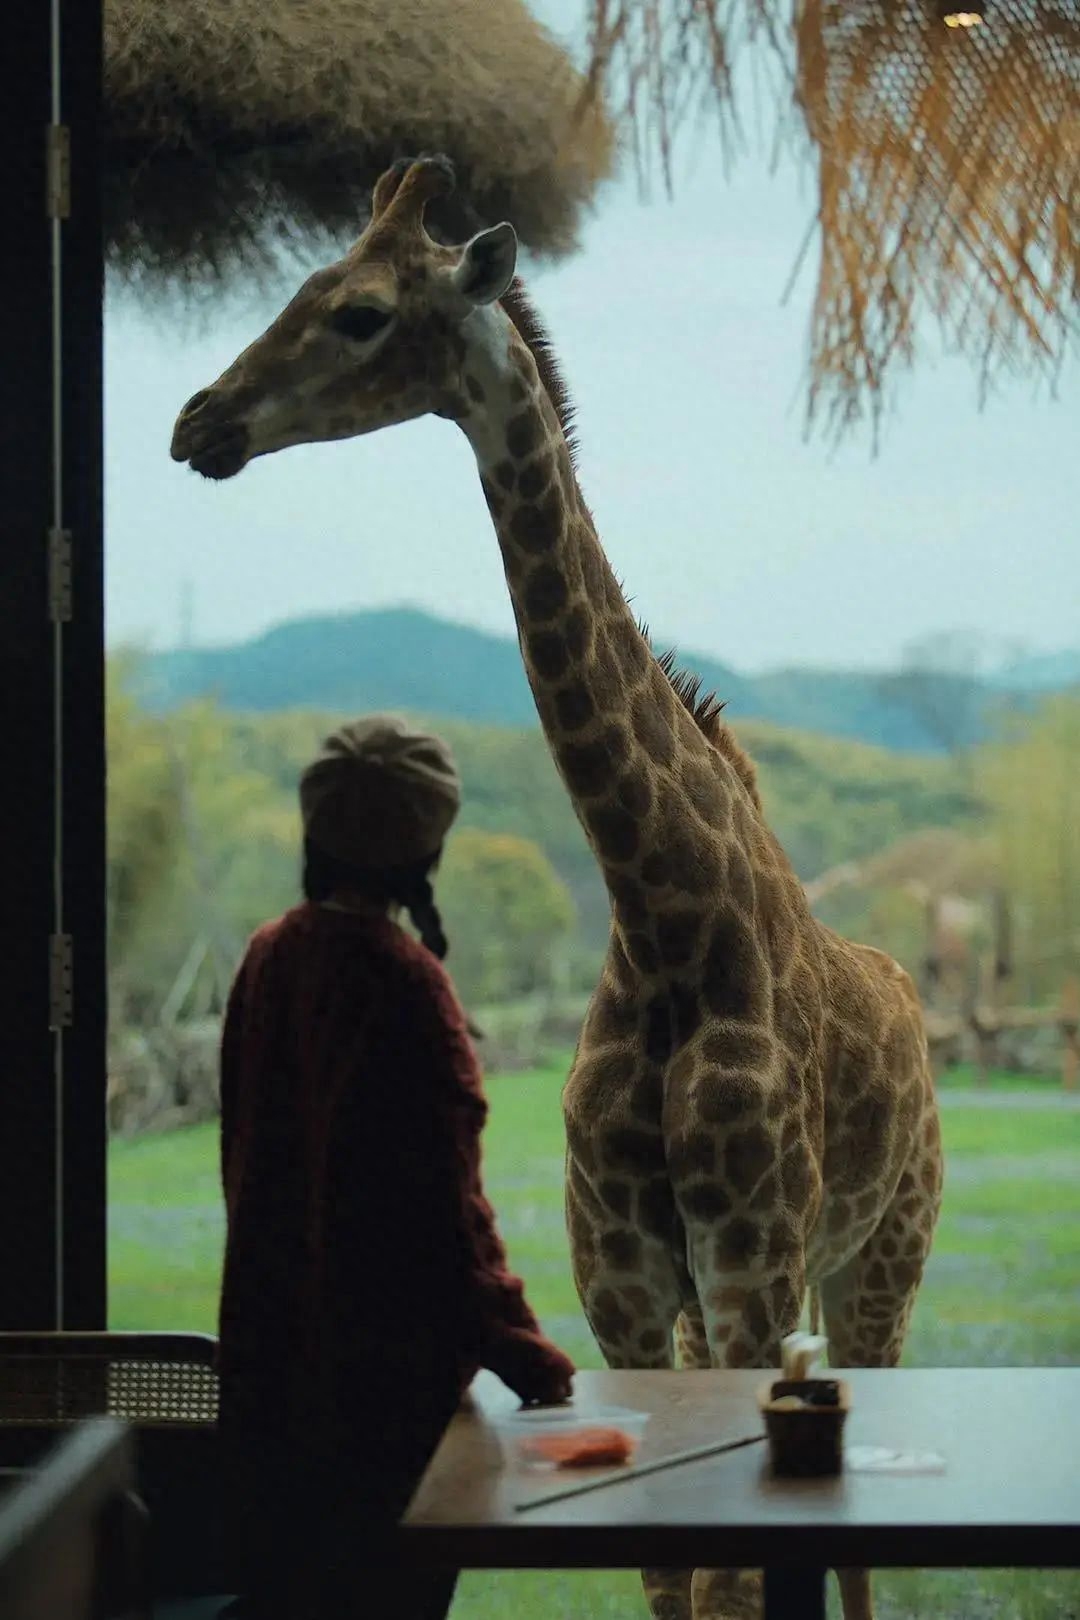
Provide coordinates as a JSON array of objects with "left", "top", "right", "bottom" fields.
[{"left": 330, "top": 304, "right": 393, "bottom": 343}]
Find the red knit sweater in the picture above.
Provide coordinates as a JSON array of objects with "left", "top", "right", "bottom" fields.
[{"left": 218, "top": 903, "right": 573, "bottom": 1481}]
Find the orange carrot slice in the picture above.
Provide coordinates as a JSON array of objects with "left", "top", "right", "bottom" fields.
[{"left": 521, "top": 1427, "right": 636, "bottom": 1468}]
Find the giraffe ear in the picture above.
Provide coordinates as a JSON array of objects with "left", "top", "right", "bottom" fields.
[{"left": 452, "top": 223, "right": 517, "bottom": 306}]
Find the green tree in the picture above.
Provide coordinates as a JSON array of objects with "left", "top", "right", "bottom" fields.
[
  {"left": 108, "top": 657, "right": 301, "bottom": 1020},
  {"left": 980, "top": 694, "right": 1080, "bottom": 1001},
  {"left": 107, "top": 655, "right": 185, "bottom": 1017},
  {"left": 438, "top": 829, "right": 577, "bottom": 1007}
]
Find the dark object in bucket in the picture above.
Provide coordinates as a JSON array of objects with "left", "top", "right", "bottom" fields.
[{"left": 757, "top": 1378, "right": 852, "bottom": 1478}]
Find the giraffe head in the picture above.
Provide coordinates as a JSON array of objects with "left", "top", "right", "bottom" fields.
[{"left": 170, "top": 156, "right": 518, "bottom": 479}]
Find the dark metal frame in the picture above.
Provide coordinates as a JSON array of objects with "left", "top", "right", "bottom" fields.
[
  {"left": 0, "top": 1418, "right": 149, "bottom": 1620},
  {"left": 1, "top": 0, "right": 106, "bottom": 1329}
]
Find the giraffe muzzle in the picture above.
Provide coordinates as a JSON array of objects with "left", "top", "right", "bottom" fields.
[{"left": 171, "top": 389, "right": 252, "bottom": 480}]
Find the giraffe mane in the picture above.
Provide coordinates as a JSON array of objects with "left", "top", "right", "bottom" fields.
[
  {"left": 638, "top": 625, "right": 762, "bottom": 809},
  {"left": 499, "top": 279, "right": 580, "bottom": 468},
  {"left": 495, "top": 288, "right": 759, "bottom": 811}
]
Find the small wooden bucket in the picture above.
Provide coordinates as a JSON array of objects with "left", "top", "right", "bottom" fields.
[{"left": 757, "top": 1378, "right": 851, "bottom": 1478}]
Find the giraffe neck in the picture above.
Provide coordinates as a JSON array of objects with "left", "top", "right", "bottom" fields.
[{"left": 455, "top": 301, "right": 743, "bottom": 968}]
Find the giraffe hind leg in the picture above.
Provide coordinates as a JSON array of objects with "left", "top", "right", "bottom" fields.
[
  {"left": 818, "top": 1134, "right": 942, "bottom": 1620},
  {"left": 639, "top": 1308, "right": 710, "bottom": 1620},
  {"left": 680, "top": 1218, "right": 811, "bottom": 1620},
  {"left": 642, "top": 1304, "right": 760, "bottom": 1620}
]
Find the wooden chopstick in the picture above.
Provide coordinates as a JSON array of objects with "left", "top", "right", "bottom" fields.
[{"left": 513, "top": 1431, "right": 766, "bottom": 1513}]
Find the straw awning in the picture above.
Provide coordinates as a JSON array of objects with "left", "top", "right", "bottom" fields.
[{"left": 105, "top": 0, "right": 615, "bottom": 293}]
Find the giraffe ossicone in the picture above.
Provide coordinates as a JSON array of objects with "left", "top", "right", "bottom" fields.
[{"left": 172, "top": 156, "right": 943, "bottom": 1620}]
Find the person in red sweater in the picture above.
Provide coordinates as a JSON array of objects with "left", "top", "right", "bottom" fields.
[{"left": 218, "top": 715, "right": 575, "bottom": 1619}]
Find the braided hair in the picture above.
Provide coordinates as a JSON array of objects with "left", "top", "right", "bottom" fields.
[{"left": 302, "top": 838, "right": 449, "bottom": 961}]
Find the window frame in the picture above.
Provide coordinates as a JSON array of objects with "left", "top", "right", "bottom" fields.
[{"left": 0, "top": 0, "right": 107, "bottom": 1329}]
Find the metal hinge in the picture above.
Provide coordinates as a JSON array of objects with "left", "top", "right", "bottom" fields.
[
  {"left": 49, "top": 934, "right": 73, "bottom": 1031},
  {"left": 46, "top": 124, "right": 71, "bottom": 220},
  {"left": 49, "top": 529, "right": 73, "bottom": 623}
]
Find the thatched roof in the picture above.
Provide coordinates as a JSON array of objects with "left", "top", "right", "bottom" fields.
[
  {"left": 585, "top": 1, "right": 1079, "bottom": 434},
  {"left": 105, "top": 0, "right": 615, "bottom": 293}
]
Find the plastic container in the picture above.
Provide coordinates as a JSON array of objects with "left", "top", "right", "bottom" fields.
[
  {"left": 757, "top": 1378, "right": 851, "bottom": 1478},
  {"left": 490, "top": 1404, "right": 650, "bottom": 1472}
]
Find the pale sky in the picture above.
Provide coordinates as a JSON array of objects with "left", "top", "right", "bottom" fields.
[{"left": 104, "top": 1, "right": 1078, "bottom": 675}]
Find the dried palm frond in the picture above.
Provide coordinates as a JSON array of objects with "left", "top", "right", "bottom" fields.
[{"left": 585, "top": 1, "right": 1080, "bottom": 435}]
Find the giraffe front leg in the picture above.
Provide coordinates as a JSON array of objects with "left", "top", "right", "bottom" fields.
[
  {"left": 687, "top": 1220, "right": 808, "bottom": 1620},
  {"left": 567, "top": 1169, "right": 692, "bottom": 1620}
]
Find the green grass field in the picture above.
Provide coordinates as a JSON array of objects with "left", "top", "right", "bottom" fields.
[{"left": 109, "top": 1060, "right": 1080, "bottom": 1619}]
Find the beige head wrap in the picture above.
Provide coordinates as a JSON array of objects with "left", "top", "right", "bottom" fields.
[{"left": 299, "top": 714, "right": 461, "bottom": 869}]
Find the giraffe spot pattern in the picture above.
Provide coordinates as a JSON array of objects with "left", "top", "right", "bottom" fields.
[
  {"left": 616, "top": 769, "right": 652, "bottom": 817},
  {"left": 656, "top": 909, "right": 703, "bottom": 968},
  {"left": 637, "top": 1178, "right": 677, "bottom": 1240},
  {"left": 554, "top": 681, "right": 594, "bottom": 732},
  {"left": 624, "top": 930, "right": 659, "bottom": 974},
  {"left": 517, "top": 456, "right": 553, "bottom": 502},
  {"left": 629, "top": 1070, "right": 662, "bottom": 1123},
  {"left": 522, "top": 563, "right": 568, "bottom": 621},
  {"left": 562, "top": 739, "right": 614, "bottom": 798},
  {"left": 701, "top": 911, "right": 768, "bottom": 1020},
  {"left": 717, "top": 1217, "right": 761, "bottom": 1264},
  {"left": 605, "top": 1127, "right": 663, "bottom": 1173},
  {"left": 701, "top": 1026, "right": 774, "bottom": 1070},
  {"left": 620, "top": 1285, "right": 655, "bottom": 1317},
  {"left": 644, "top": 996, "right": 672, "bottom": 1064},
  {"left": 669, "top": 982, "right": 702, "bottom": 1046},
  {"left": 588, "top": 804, "right": 639, "bottom": 865},
  {"left": 526, "top": 629, "right": 569, "bottom": 681},
  {"left": 505, "top": 409, "right": 543, "bottom": 460},
  {"left": 680, "top": 1182, "right": 732, "bottom": 1221},
  {"left": 510, "top": 488, "right": 561, "bottom": 554},
  {"left": 589, "top": 1289, "right": 634, "bottom": 1345},
  {"left": 667, "top": 829, "right": 722, "bottom": 894},
  {"left": 745, "top": 1291, "right": 770, "bottom": 1343},
  {"left": 724, "top": 1124, "right": 774, "bottom": 1196},
  {"left": 598, "top": 1179, "right": 632, "bottom": 1220},
  {"left": 608, "top": 875, "right": 648, "bottom": 927},
  {"left": 695, "top": 1069, "right": 761, "bottom": 1126},
  {"left": 667, "top": 1131, "right": 716, "bottom": 1177},
  {"left": 600, "top": 1229, "right": 644, "bottom": 1269},
  {"left": 640, "top": 850, "right": 671, "bottom": 887},
  {"left": 563, "top": 605, "right": 589, "bottom": 659}
]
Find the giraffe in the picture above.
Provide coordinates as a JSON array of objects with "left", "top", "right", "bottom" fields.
[{"left": 171, "top": 155, "right": 944, "bottom": 1620}]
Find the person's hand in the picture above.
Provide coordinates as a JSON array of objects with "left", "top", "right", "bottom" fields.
[
  {"left": 519, "top": 1378, "right": 573, "bottom": 1409},
  {"left": 512, "top": 1340, "right": 575, "bottom": 1408}
]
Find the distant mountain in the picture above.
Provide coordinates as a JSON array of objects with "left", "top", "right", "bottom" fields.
[
  {"left": 137, "top": 606, "right": 1068, "bottom": 754},
  {"left": 986, "top": 650, "right": 1080, "bottom": 693}
]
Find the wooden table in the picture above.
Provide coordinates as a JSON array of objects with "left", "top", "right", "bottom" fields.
[{"left": 403, "top": 1368, "right": 1080, "bottom": 1619}]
